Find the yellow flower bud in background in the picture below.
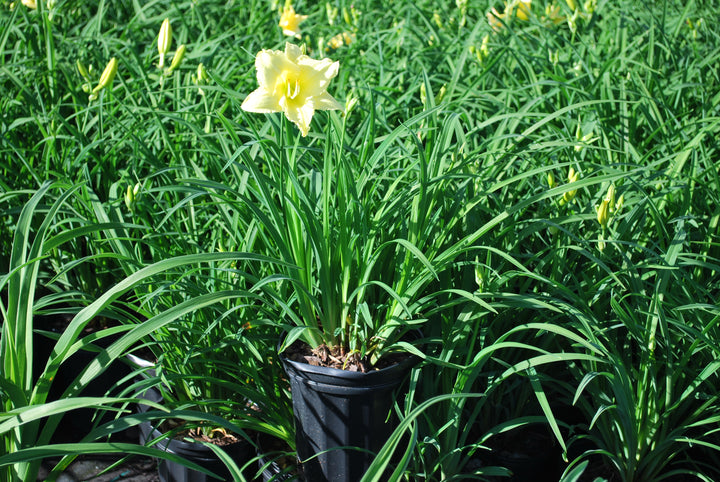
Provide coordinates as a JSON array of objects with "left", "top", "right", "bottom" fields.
[
  {"left": 158, "top": 18, "right": 172, "bottom": 69},
  {"left": 547, "top": 171, "right": 555, "bottom": 188},
  {"left": 616, "top": 194, "right": 624, "bottom": 213},
  {"left": 420, "top": 83, "right": 427, "bottom": 107},
  {"left": 480, "top": 34, "right": 490, "bottom": 58},
  {"left": 195, "top": 63, "right": 209, "bottom": 83},
  {"left": 21, "top": 0, "right": 37, "bottom": 9},
  {"left": 514, "top": 0, "right": 532, "bottom": 21},
  {"left": 565, "top": 0, "right": 577, "bottom": 10},
  {"left": 560, "top": 167, "right": 579, "bottom": 205},
  {"left": 436, "top": 84, "right": 447, "bottom": 103},
  {"left": 433, "top": 11, "right": 443, "bottom": 29},
  {"left": 124, "top": 183, "right": 141, "bottom": 211},
  {"left": 89, "top": 57, "right": 118, "bottom": 100},
  {"left": 77, "top": 60, "right": 93, "bottom": 93},
  {"left": 77, "top": 60, "right": 90, "bottom": 80},
  {"left": 344, "top": 95, "right": 359, "bottom": 115},
  {"left": 487, "top": 8, "right": 505, "bottom": 31},
  {"left": 605, "top": 184, "right": 616, "bottom": 212},
  {"left": 596, "top": 198, "right": 610, "bottom": 228},
  {"left": 568, "top": 166, "right": 579, "bottom": 183},
  {"left": 326, "top": 2, "right": 338, "bottom": 25},
  {"left": 167, "top": 44, "right": 186, "bottom": 74}
]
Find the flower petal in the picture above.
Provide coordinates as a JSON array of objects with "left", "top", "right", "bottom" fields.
[
  {"left": 284, "top": 43, "right": 303, "bottom": 63},
  {"left": 312, "top": 92, "right": 344, "bottom": 112},
  {"left": 280, "top": 97, "right": 315, "bottom": 137},
  {"left": 296, "top": 59, "right": 340, "bottom": 97},
  {"left": 241, "top": 88, "right": 281, "bottom": 113},
  {"left": 256, "top": 49, "right": 297, "bottom": 93}
]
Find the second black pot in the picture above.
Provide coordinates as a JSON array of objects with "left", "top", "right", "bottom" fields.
[
  {"left": 281, "top": 349, "right": 420, "bottom": 482},
  {"left": 134, "top": 380, "right": 254, "bottom": 482}
]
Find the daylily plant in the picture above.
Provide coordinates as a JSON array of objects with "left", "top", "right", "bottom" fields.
[{"left": 241, "top": 42, "right": 343, "bottom": 137}]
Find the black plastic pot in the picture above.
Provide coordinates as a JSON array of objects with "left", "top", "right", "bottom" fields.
[
  {"left": 280, "top": 347, "right": 420, "bottom": 482},
  {"left": 133, "top": 374, "right": 254, "bottom": 482},
  {"left": 154, "top": 433, "right": 254, "bottom": 482},
  {"left": 33, "top": 315, "right": 133, "bottom": 444},
  {"left": 256, "top": 433, "right": 302, "bottom": 482}
]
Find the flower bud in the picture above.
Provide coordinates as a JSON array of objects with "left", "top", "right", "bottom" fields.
[
  {"left": 167, "top": 44, "right": 186, "bottom": 74},
  {"left": 436, "top": 84, "right": 447, "bottom": 103},
  {"left": 596, "top": 198, "right": 610, "bottom": 228},
  {"left": 124, "top": 183, "right": 141, "bottom": 211},
  {"left": 560, "top": 167, "right": 580, "bottom": 204},
  {"left": 344, "top": 95, "right": 358, "bottom": 114},
  {"left": 89, "top": 57, "right": 117, "bottom": 100},
  {"left": 605, "top": 184, "right": 616, "bottom": 212},
  {"left": 77, "top": 60, "right": 90, "bottom": 80},
  {"left": 200, "top": 63, "right": 209, "bottom": 80},
  {"left": 480, "top": 34, "right": 490, "bottom": 58},
  {"left": 547, "top": 171, "right": 555, "bottom": 188},
  {"left": 158, "top": 18, "right": 172, "bottom": 69}
]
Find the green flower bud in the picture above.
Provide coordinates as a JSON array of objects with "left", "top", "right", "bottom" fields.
[
  {"left": 605, "top": 184, "right": 616, "bottom": 212},
  {"left": 167, "top": 44, "right": 186, "bottom": 74},
  {"left": 596, "top": 198, "right": 610, "bottom": 229},
  {"left": 158, "top": 18, "right": 172, "bottom": 69},
  {"left": 77, "top": 60, "right": 90, "bottom": 80},
  {"left": 89, "top": 57, "right": 117, "bottom": 100}
]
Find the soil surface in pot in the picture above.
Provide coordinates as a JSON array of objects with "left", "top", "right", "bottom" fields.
[
  {"left": 284, "top": 340, "right": 410, "bottom": 372},
  {"left": 158, "top": 422, "right": 247, "bottom": 448}
]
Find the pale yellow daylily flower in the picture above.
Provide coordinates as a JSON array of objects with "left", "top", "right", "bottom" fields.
[
  {"left": 487, "top": 7, "right": 506, "bottom": 31},
  {"left": 327, "top": 31, "right": 356, "bottom": 50},
  {"left": 279, "top": 4, "right": 308, "bottom": 38},
  {"left": 22, "top": 0, "right": 37, "bottom": 8},
  {"left": 488, "top": 0, "right": 532, "bottom": 30},
  {"left": 242, "top": 43, "right": 343, "bottom": 137},
  {"left": 544, "top": 3, "right": 566, "bottom": 25},
  {"left": 512, "top": 0, "right": 532, "bottom": 21}
]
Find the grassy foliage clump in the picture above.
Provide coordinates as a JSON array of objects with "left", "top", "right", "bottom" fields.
[{"left": 2, "top": 0, "right": 719, "bottom": 480}]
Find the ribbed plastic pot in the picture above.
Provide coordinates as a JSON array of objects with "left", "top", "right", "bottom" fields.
[
  {"left": 280, "top": 347, "right": 420, "bottom": 482},
  {"left": 132, "top": 371, "right": 253, "bottom": 482},
  {"left": 154, "top": 434, "right": 253, "bottom": 482}
]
